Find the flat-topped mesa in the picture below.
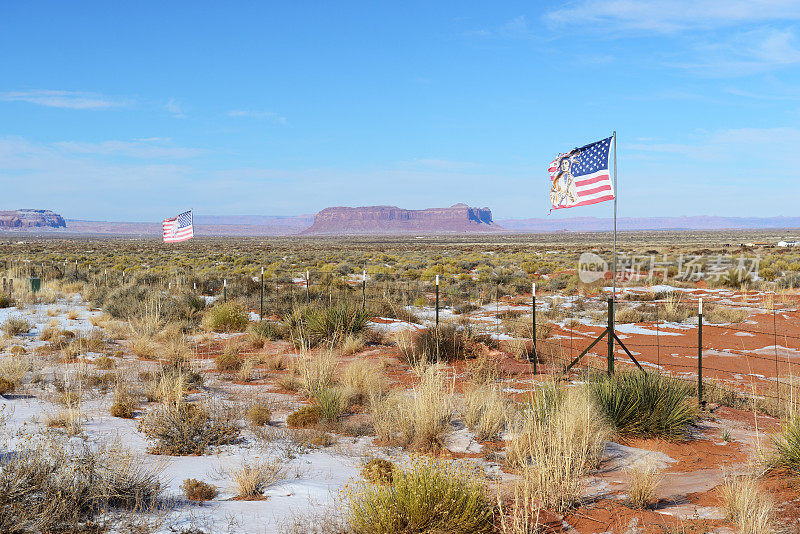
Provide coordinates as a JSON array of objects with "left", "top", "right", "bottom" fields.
[
  {"left": 302, "top": 204, "right": 500, "bottom": 234},
  {"left": 0, "top": 209, "right": 66, "bottom": 229}
]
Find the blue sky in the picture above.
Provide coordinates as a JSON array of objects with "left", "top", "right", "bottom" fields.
[{"left": 1, "top": 1, "right": 800, "bottom": 221}]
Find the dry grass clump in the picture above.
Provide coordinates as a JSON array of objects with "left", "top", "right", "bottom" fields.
[
  {"left": 507, "top": 385, "right": 612, "bottom": 513},
  {"left": 247, "top": 320, "right": 278, "bottom": 347},
  {"left": 180, "top": 478, "right": 218, "bottom": 502},
  {"left": 1, "top": 315, "right": 32, "bottom": 336},
  {"left": 720, "top": 476, "right": 774, "bottom": 534},
  {"left": 224, "top": 459, "right": 287, "bottom": 499},
  {"left": 402, "top": 324, "right": 489, "bottom": 364},
  {"left": 313, "top": 387, "right": 347, "bottom": 423},
  {"left": 661, "top": 292, "right": 691, "bottom": 323},
  {"left": 615, "top": 306, "right": 644, "bottom": 324},
  {"left": 464, "top": 385, "right": 510, "bottom": 441},
  {"left": 372, "top": 366, "right": 453, "bottom": 450},
  {"left": 202, "top": 301, "right": 249, "bottom": 332},
  {"left": 246, "top": 403, "right": 272, "bottom": 426},
  {"left": 341, "top": 359, "right": 388, "bottom": 405},
  {"left": 626, "top": 465, "right": 662, "bottom": 509},
  {"left": 345, "top": 456, "right": 494, "bottom": 534},
  {"left": 0, "top": 438, "right": 162, "bottom": 532},
  {"left": 110, "top": 385, "right": 138, "bottom": 418},
  {"left": 298, "top": 350, "right": 337, "bottom": 397},
  {"left": 0, "top": 355, "right": 31, "bottom": 387},
  {"left": 215, "top": 344, "right": 242, "bottom": 372},
  {"left": 94, "top": 355, "right": 115, "bottom": 369},
  {"left": 138, "top": 399, "right": 240, "bottom": 455},
  {"left": 467, "top": 354, "right": 502, "bottom": 384},
  {"left": 704, "top": 304, "right": 748, "bottom": 324}
]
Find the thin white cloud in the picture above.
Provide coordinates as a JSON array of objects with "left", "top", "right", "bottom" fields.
[
  {"left": 53, "top": 139, "right": 203, "bottom": 159},
  {"left": 227, "top": 110, "right": 287, "bottom": 124},
  {"left": 545, "top": 0, "right": 800, "bottom": 33},
  {"left": 673, "top": 28, "right": 800, "bottom": 76},
  {"left": 0, "top": 90, "right": 126, "bottom": 109},
  {"left": 165, "top": 98, "right": 185, "bottom": 118},
  {"left": 402, "top": 158, "right": 477, "bottom": 171}
]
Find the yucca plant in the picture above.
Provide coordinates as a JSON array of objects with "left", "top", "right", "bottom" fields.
[
  {"left": 287, "top": 301, "right": 368, "bottom": 347},
  {"left": 587, "top": 371, "right": 697, "bottom": 439},
  {"left": 771, "top": 409, "right": 800, "bottom": 472}
]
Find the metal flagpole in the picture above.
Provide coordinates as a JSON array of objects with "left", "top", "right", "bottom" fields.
[{"left": 612, "top": 132, "right": 617, "bottom": 302}]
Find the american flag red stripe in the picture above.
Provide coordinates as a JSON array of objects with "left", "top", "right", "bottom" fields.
[{"left": 162, "top": 210, "right": 194, "bottom": 243}]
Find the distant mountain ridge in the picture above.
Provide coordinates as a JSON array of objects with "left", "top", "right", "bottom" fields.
[{"left": 301, "top": 204, "right": 500, "bottom": 235}]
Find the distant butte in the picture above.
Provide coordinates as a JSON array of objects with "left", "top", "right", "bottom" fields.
[
  {"left": 0, "top": 209, "right": 66, "bottom": 229},
  {"left": 301, "top": 204, "right": 501, "bottom": 235}
]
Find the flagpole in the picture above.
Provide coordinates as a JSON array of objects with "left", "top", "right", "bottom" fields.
[{"left": 612, "top": 131, "right": 617, "bottom": 302}]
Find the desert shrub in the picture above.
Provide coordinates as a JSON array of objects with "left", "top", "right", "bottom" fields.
[
  {"left": 0, "top": 377, "right": 14, "bottom": 396},
  {"left": 771, "top": 410, "right": 800, "bottom": 472},
  {"left": 102, "top": 284, "right": 188, "bottom": 323},
  {"left": 361, "top": 458, "right": 397, "bottom": 484},
  {"left": 286, "top": 301, "right": 369, "bottom": 348},
  {"left": 0, "top": 439, "right": 162, "bottom": 533},
  {"left": 246, "top": 403, "right": 272, "bottom": 426},
  {"left": 1, "top": 316, "right": 32, "bottom": 336},
  {"left": 286, "top": 405, "right": 321, "bottom": 428},
  {"left": 720, "top": 476, "right": 774, "bottom": 534},
  {"left": 372, "top": 366, "right": 453, "bottom": 450},
  {"left": 368, "top": 298, "right": 421, "bottom": 324},
  {"left": 0, "top": 295, "right": 13, "bottom": 308},
  {"left": 0, "top": 355, "right": 30, "bottom": 386},
  {"left": 507, "top": 386, "right": 612, "bottom": 513},
  {"left": 138, "top": 401, "right": 241, "bottom": 455},
  {"left": 345, "top": 456, "right": 494, "bottom": 534},
  {"left": 464, "top": 385, "right": 509, "bottom": 441},
  {"left": 180, "top": 478, "right": 218, "bottom": 502},
  {"left": 340, "top": 333, "right": 365, "bottom": 355},
  {"left": 225, "top": 459, "right": 287, "bottom": 499},
  {"left": 466, "top": 354, "right": 501, "bottom": 384},
  {"left": 202, "top": 301, "right": 249, "bottom": 332},
  {"left": 341, "top": 359, "right": 388, "bottom": 405},
  {"left": 661, "top": 292, "right": 690, "bottom": 323},
  {"left": 587, "top": 371, "right": 697, "bottom": 439},
  {"left": 412, "top": 324, "right": 468, "bottom": 362}
]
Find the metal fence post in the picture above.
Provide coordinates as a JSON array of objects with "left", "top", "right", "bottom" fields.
[
  {"left": 607, "top": 297, "right": 614, "bottom": 376},
  {"left": 698, "top": 298, "right": 704, "bottom": 409},
  {"left": 306, "top": 270, "right": 310, "bottom": 305},
  {"left": 362, "top": 270, "right": 366, "bottom": 312},
  {"left": 531, "top": 282, "right": 537, "bottom": 373},
  {"left": 223, "top": 279, "right": 227, "bottom": 303},
  {"left": 260, "top": 267, "right": 264, "bottom": 320},
  {"left": 435, "top": 275, "right": 439, "bottom": 328}
]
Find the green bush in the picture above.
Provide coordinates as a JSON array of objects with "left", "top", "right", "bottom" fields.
[
  {"left": 286, "top": 301, "right": 368, "bottom": 347},
  {"left": 587, "top": 371, "right": 697, "bottom": 439},
  {"left": 346, "top": 457, "right": 494, "bottom": 534},
  {"left": 313, "top": 387, "right": 346, "bottom": 423},
  {"left": 202, "top": 301, "right": 249, "bottom": 332}
]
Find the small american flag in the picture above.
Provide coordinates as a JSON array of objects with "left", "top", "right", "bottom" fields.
[
  {"left": 162, "top": 210, "right": 194, "bottom": 243},
  {"left": 549, "top": 136, "right": 614, "bottom": 210}
]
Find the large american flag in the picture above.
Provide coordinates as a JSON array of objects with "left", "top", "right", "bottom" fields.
[
  {"left": 162, "top": 210, "right": 194, "bottom": 243},
  {"left": 549, "top": 136, "right": 614, "bottom": 210}
]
